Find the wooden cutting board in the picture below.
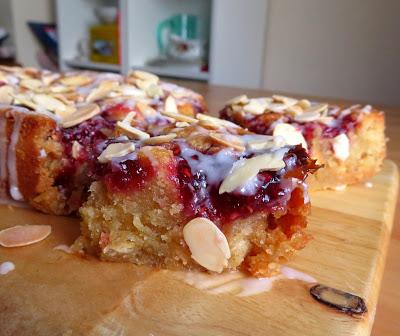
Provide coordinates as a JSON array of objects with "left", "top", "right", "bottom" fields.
[{"left": 0, "top": 160, "right": 398, "bottom": 336}]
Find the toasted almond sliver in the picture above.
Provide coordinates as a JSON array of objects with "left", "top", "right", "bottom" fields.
[
  {"left": 143, "top": 133, "right": 177, "bottom": 145},
  {"left": 225, "top": 94, "right": 249, "bottom": 106},
  {"left": 86, "top": 80, "right": 119, "bottom": 103},
  {"left": 42, "top": 73, "right": 60, "bottom": 86},
  {"left": 116, "top": 122, "right": 150, "bottom": 140},
  {"left": 146, "top": 83, "right": 164, "bottom": 98},
  {"left": 131, "top": 70, "right": 159, "bottom": 84},
  {"left": 286, "top": 105, "right": 304, "bottom": 116},
  {"left": 165, "top": 95, "right": 178, "bottom": 113},
  {"left": 183, "top": 217, "right": 231, "bottom": 273},
  {"left": 175, "top": 121, "right": 190, "bottom": 128},
  {"left": 98, "top": 142, "right": 136, "bottom": 163},
  {"left": 0, "top": 85, "right": 14, "bottom": 104},
  {"left": 119, "top": 84, "right": 146, "bottom": 97},
  {"left": 294, "top": 111, "right": 322, "bottom": 122},
  {"left": 49, "top": 85, "right": 73, "bottom": 94},
  {"left": 196, "top": 113, "right": 239, "bottom": 129},
  {"left": 122, "top": 111, "right": 137, "bottom": 124},
  {"left": 20, "top": 78, "right": 43, "bottom": 91},
  {"left": 297, "top": 99, "right": 311, "bottom": 110},
  {"left": 33, "top": 94, "right": 66, "bottom": 112},
  {"left": 304, "top": 103, "right": 328, "bottom": 115},
  {"left": 246, "top": 136, "right": 285, "bottom": 151},
  {"left": 272, "top": 94, "right": 298, "bottom": 106},
  {"left": 136, "top": 102, "right": 157, "bottom": 117},
  {"left": 12, "top": 94, "right": 38, "bottom": 110},
  {"left": 0, "top": 225, "right": 51, "bottom": 247},
  {"left": 209, "top": 133, "right": 245, "bottom": 152},
  {"left": 219, "top": 151, "right": 286, "bottom": 195},
  {"left": 162, "top": 110, "right": 198, "bottom": 123},
  {"left": 60, "top": 75, "right": 93, "bottom": 87},
  {"left": 273, "top": 123, "right": 307, "bottom": 149},
  {"left": 62, "top": 103, "right": 101, "bottom": 128},
  {"left": 71, "top": 141, "right": 82, "bottom": 159}
]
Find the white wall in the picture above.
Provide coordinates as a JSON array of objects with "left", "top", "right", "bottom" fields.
[
  {"left": 263, "top": 0, "right": 400, "bottom": 106},
  {"left": 10, "top": 0, "right": 55, "bottom": 67}
]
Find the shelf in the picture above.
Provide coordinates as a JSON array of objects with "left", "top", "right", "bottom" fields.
[
  {"left": 65, "top": 59, "right": 121, "bottom": 72},
  {"left": 132, "top": 64, "right": 209, "bottom": 81}
]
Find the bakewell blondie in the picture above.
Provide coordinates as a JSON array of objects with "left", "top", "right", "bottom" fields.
[
  {"left": 220, "top": 95, "right": 386, "bottom": 190},
  {"left": 0, "top": 66, "right": 206, "bottom": 214},
  {"left": 75, "top": 113, "right": 318, "bottom": 276}
]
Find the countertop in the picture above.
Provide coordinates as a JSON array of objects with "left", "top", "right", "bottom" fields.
[{"left": 172, "top": 79, "right": 400, "bottom": 335}]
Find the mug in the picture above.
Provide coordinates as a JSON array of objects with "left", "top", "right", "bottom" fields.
[{"left": 157, "top": 14, "right": 205, "bottom": 61}]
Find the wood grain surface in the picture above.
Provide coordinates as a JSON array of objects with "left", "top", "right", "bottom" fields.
[{"left": 0, "top": 160, "right": 397, "bottom": 335}]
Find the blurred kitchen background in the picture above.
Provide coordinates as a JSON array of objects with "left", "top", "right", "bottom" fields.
[{"left": 0, "top": 0, "right": 399, "bottom": 105}]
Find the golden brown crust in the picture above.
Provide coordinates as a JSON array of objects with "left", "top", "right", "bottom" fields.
[{"left": 307, "top": 111, "right": 386, "bottom": 189}]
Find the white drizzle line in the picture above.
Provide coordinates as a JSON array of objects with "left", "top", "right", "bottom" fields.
[
  {"left": 0, "top": 261, "right": 15, "bottom": 275},
  {"left": 7, "top": 112, "right": 23, "bottom": 200},
  {"left": 173, "top": 266, "right": 316, "bottom": 297}
]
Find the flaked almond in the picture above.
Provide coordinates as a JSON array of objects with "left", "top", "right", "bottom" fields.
[
  {"left": 60, "top": 75, "right": 93, "bottom": 87},
  {"left": 304, "top": 103, "right": 328, "bottom": 115},
  {"left": 272, "top": 94, "right": 298, "bottom": 106},
  {"left": 12, "top": 94, "right": 38, "bottom": 110},
  {"left": 183, "top": 217, "right": 231, "bottom": 273},
  {"left": 209, "top": 133, "right": 245, "bottom": 151},
  {"left": 62, "top": 103, "right": 101, "bottom": 128},
  {"left": 175, "top": 121, "right": 190, "bottom": 128},
  {"left": 243, "top": 100, "right": 267, "bottom": 115},
  {"left": 196, "top": 113, "right": 239, "bottom": 128},
  {"left": 298, "top": 99, "right": 311, "bottom": 110},
  {"left": 286, "top": 105, "right": 304, "bottom": 116},
  {"left": 71, "top": 141, "right": 82, "bottom": 159},
  {"left": 225, "top": 94, "right": 249, "bottom": 106},
  {"left": 0, "top": 85, "right": 14, "bottom": 104},
  {"left": 143, "top": 133, "right": 177, "bottom": 145},
  {"left": 267, "top": 102, "right": 291, "bottom": 113},
  {"left": 119, "top": 84, "right": 146, "bottom": 97},
  {"left": 122, "top": 111, "right": 137, "bottom": 124},
  {"left": 146, "top": 83, "right": 164, "bottom": 98},
  {"left": 294, "top": 111, "right": 322, "bottom": 122},
  {"left": 246, "top": 136, "right": 285, "bottom": 151},
  {"left": 130, "top": 70, "right": 159, "bottom": 84},
  {"left": 219, "top": 151, "right": 286, "bottom": 194},
  {"left": 20, "top": 78, "right": 43, "bottom": 91},
  {"left": 33, "top": 94, "right": 66, "bottom": 112},
  {"left": 86, "top": 80, "right": 119, "bottom": 103},
  {"left": 55, "top": 105, "right": 76, "bottom": 119},
  {"left": 273, "top": 123, "right": 307, "bottom": 149},
  {"left": 165, "top": 95, "right": 178, "bottom": 113},
  {"left": 42, "top": 73, "right": 60, "bottom": 86},
  {"left": 116, "top": 122, "right": 150, "bottom": 140},
  {"left": 162, "top": 110, "right": 198, "bottom": 123},
  {"left": 136, "top": 102, "right": 157, "bottom": 117},
  {"left": 0, "top": 225, "right": 51, "bottom": 247},
  {"left": 49, "top": 85, "right": 73, "bottom": 94},
  {"left": 98, "top": 142, "right": 136, "bottom": 163}
]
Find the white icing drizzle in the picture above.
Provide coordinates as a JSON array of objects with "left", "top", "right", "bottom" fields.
[
  {"left": 0, "top": 261, "right": 15, "bottom": 275},
  {"left": 7, "top": 112, "right": 24, "bottom": 200},
  {"left": 174, "top": 266, "right": 316, "bottom": 297},
  {"left": 53, "top": 244, "right": 73, "bottom": 254}
]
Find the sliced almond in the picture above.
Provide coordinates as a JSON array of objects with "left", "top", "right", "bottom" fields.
[
  {"left": 12, "top": 94, "right": 38, "bottom": 110},
  {"left": 146, "top": 83, "right": 164, "bottom": 98},
  {"left": 209, "top": 133, "right": 245, "bottom": 152},
  {"left": 42, "top": 73, "right": 60, "bottom": 86},
  {"left": 243, "top": 100, "right": 267, "bottom": 115},
  {"left": 20, "top": 78, "right": 43, "bottom": 91},
  {"left": 62, "top": 103, "right": 101, "bottom": 128},
  {"left": 0, "top": 225, "right": 51, "bottom": 247},
  {"left": 165, "top": 95, "right": 178, "bottom": 113},
  {"left": 196, "top": 113, "right": 239, "bottom": 128},
  {"left": 0, "top": 85, "right": 14, "bottom": 104},
  {"left": 219, "top": 151, "right": 286, "bottom": 194},
  {"left": 304, "top": 103, "right": 328, "bottom": 115},
  {"left": 98, "top": 142, "right": 136, "bottom": 163},
  {"left": 33, "top": 94, "right": 66, "bottom": 112},
  {"left": 71, "top": 141, "right": 82, "bottom": 159},
  {"left": 86, "top": 80, "right": 119, "bottom": 103},
  {"left": 130, "top": 70, "right": 159, "bottom": 84},
  {"left": 143, "top": 133, "right": 177, "bottom": 145},
  {"left": 272, "top": 94, "right": 298, "bottom": 106},
  {"left": 225, "top": 94, "right": 249, "bottom": 106},
  {"left": 60, "top": 75, "right": 93, "bottom": 87},
  {"left": 294, "top": 111, "right": 322, "bottom": 122},
  {"left": 175, "top": 121, "right": 190, "bottom": 128},
  {"left": 116, "top": 122, "right": 150, "bottom": 140},
  {"left": 286, "top": 105, "right": 304, "bottom": 116},
  {"left": 122, "top": 111, "right": 137, "bottom": 124},
  {"left": 297, "top": 99, "right": 311, "bottom": 110},
  {"left": 273, "top": 123, "right": 307, "bottom": 149},
  {"left": 162, "top": 110, "right": 198, "bottom": 123},
  {"left": 183, "top": 217, "right": 231, "bottom": 273},
  {"left": 119, "top": 84, "right": 146, "bottom": 97},
  {"left": 246, "top": 136, "right": 286, "bottom": 151},
  {"left": 49, "top": 85, "right": 74, "bottom": 94}
]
